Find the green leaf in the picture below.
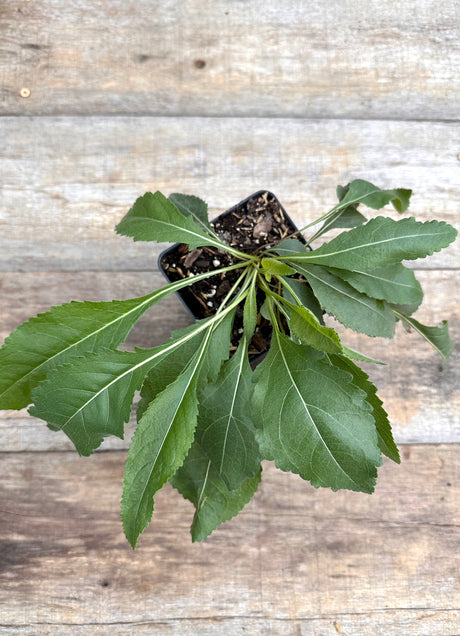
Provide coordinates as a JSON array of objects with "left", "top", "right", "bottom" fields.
[
  {"left": 260, "top": 296, "right": 271, "bottom": 321},
  {"left": 0, "top": 268, "right": 227, "bottom": 411},
  {"left": 335, "top": 180, "right": 412, "bottom": 213},
  {"left": 252, "top": 332, "right": 382, "bottom": 493},
  {"left": 29, "top": 316, "right": 217, "bottom": 455},
  {"left": 30, "top": 347, "right": 161, "bottom": 456},
  {"left": 116, "top": 191, "right": 227, "bottom": 250},
  {"left": 196, "top": 341, "right": 260, "bottom": 490},
  {"left": 284, "top": 301, "right": 343, "bottom": 354},
  {"left": 170, "top": 442, "right": 262, "bottom": 542},
  {"left": 261, "top": 257, "right": 296, "bottom": 280},
  {"left": 0, "top": 286, "right": 180, "bottom": 410},
  {"left": 137, "top": 311, "right": 235, "bottom": 421},
  {"left": 330, "top": 355, "right": 400, "bottom": 463},
  {"left": 394, "top": 312, "right": 455, "bottom": 362},
  {"left": 329, "top": 263, "right": 423, "bottom": 306},
  {"left": 168, "top": 192, "right": 212, "bottom": 233},
  {"left": 269, "top": 237, "right": 307, "bottom": 256},
  {"left": 289, "top": 263, "right": 396, "bottom": 338},
  {"left": 285, "top": 217, "right": 457, "bottom": 271},
  {"left": 136, "top": 322, "right": 208, "bottom": 421},
  {"left": 121, "top": 334, "right": 212, "bottom": 548},
  {"left": 192, "top": 310, "right": 235, "bottom": 383},
  {"left": 137, "top": 327, "right": 201, "bottom": 419},
  {"left": 390, "top": 301, "right": 421, "bottom": 317},
  {"left": 0, "top": 296, "right": 159, "bottom": 411}
]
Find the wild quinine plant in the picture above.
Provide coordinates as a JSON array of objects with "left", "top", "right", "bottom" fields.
[{"left": 0, "top": 180, "right": 456, "bottom": 547}]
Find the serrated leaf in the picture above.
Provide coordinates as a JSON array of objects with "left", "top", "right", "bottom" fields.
[
  {"left": 170, "top": 442, "right": 262, "bottom": 542},
  {"left": 289, "top": 263, "right": 396, "bottom": 338},
  {"left": 196, "top": 341, "right": 260, "bottom": 490},
  {"left": 192, "top": 310, "right": 235, "bottom": 383},
  {"left": 285, "top": 217, "right": 457, "bottom": 271},
  {"left": 284, "top": 301, "right": 343, "bottom": 354},
  {"left": 334, "top": 180, "right": 412, "bottom": 213},
  {"left": 121, "top": 335, "right": 211, "bottom": 548},
  {"left": 0, "top": 275, "right": 209, "bottom": 411},
  {"left": 394, "top": 312, "right": 455, "bottom": 361},
  {"left": 29, "top": 317, "right": 217, "bottom": 455},
  {"left": 137, "top": 322, "right": 206, "bottom": 421},
  {"left": 252, "top": 332, "right": 382, "bottom": 493},
  {"left": 30, "top": 347, "right": 160, "bottom": 456},
  {"left": 329, "top": 263, "right": 423, "bottom": 306},
  {"left": 168, "top": 192, "right": 212, "bottom": 232},
  {"left": 116, "top": 191, "right": 228, "bottom": 250},
  {"left": 330, "top": 354, "right": 400, "bottom": 463},
  {"left": 138, "top": 311, "right": 235, "bottom": 420}
]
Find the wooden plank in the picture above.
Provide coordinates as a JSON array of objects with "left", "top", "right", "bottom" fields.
[
  {"left": 0, "top": 446, "right": 458, "bottom": 634},
  {"left": 0, "top": 270, "right": 458, "bottom": 450},
  {"left": 0, "top": 612, "right": 459, "bottom": 635},
  {"left": 2, "top": 0, "right": 460, "bottom": 119},
  {"left": 1, "top": 117, "right": 459, "bottom": 272}
]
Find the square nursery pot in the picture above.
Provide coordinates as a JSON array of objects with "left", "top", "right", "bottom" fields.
[{"left": 159, "top": 190, "right": 305, "bottom": 366}]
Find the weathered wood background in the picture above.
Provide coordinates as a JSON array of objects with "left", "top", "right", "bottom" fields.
[{"left": 1, "top": 1, "right": 459, "bottom": 634}]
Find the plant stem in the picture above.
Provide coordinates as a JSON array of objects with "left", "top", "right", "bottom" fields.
[{"left": 215, "top": 267, "right": 254, "bottom": 315}]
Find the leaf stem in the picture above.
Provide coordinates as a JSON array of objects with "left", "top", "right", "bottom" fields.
[
  {"left": 170, "top": 261, "right": 251, "bottom": 291},
  {"left": 221, "top": 245, "right": 259, "bottom": 263},
  {"left": 215, "top": 267, "right": 254, "bottom": 315},
  {"left": 277, "top": 276, "right": 303, "bottom": 307},
  {"left": 265, "top": 295, "right": 282, "bottom": 333},
  {"left": 280, "top": 192, "right": 366, "bottom": 244},
  {"left": 257, "top": 275, "right": 290, "bottom": 331},
  {"left": 306, "top": 211, "right": 346, "bottom": 244}
]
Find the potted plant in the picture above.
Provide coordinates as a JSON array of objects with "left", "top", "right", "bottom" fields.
[{"left": 0, "top": 180, "right": 456, "bottom": 547}]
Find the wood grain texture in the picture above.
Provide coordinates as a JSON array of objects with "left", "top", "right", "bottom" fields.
[
  {"left": 0, "top": 446, "right": 458, "bottom": 634},
  {"left": 1, "top": 117, "right": 459, "bottom": 272},
  {"left": 1, "top": 613, "right": 460, "bottom": 636},
  {"left": 2, "top": 2, "right": 459, "bottom": 630},
  {"left": 2, "top": 0, "right": 460, "bottom": 119},
  {"left": 0, "top": 270, "right": 458, "bottom": 451}
]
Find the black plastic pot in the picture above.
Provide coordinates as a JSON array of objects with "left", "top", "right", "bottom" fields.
[
  {"left": 158, "top": 191, "right": 305, "bottom": 366},
  {"left": 158, "top": 190, "right": 303, "bottom": 314}
]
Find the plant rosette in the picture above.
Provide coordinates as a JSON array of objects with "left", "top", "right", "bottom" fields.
[
  {"left": 0, "top": 180, "right": 456, "bottom": 547},
  {"left": 158, "top": 190, "right": 307, "bottom": 365}
]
